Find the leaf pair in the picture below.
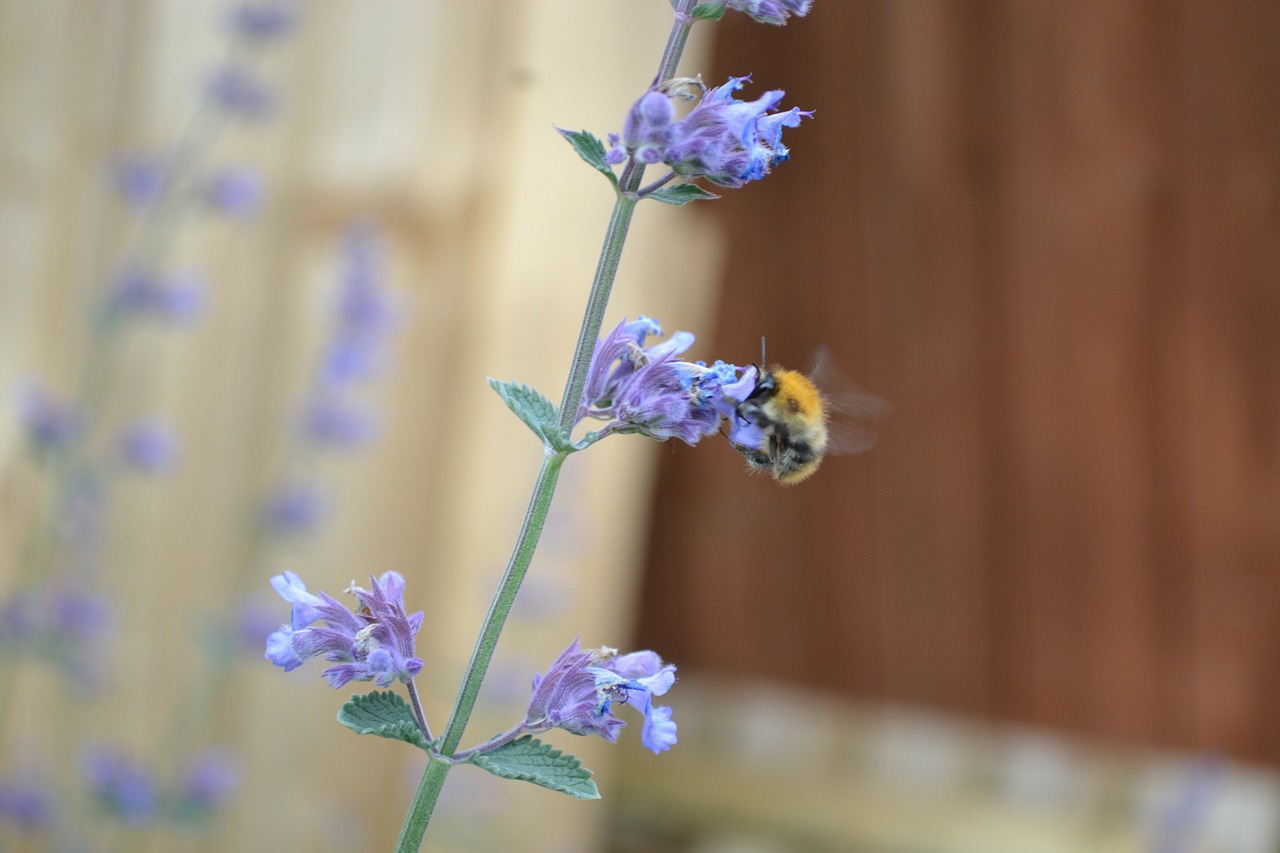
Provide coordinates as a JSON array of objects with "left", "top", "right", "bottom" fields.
[
  {"left": 338, "top": 691, "right": 599, "bottom": 800},
  {"left": 556, "top": 128, "right": 718, "bottom": 205}
]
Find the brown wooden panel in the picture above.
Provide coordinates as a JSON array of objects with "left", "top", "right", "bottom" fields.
[{"left": 637, "top": 0, "right": 1280, "bottom": 762}]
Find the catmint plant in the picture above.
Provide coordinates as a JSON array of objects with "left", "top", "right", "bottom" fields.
[{"left": 265, "top": 1, "right": 815, "bottom": 849}]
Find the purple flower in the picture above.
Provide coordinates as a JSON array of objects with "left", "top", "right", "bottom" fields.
[
  {"left": 524, "top": 639, "right": 678, "bottom": 755},
  {"left": 48, "top": 588, "right": 112, "bottom": 643},
  {"left": 320, "top": 225, "right": 401, "bottom": 387},
  {"left": 577, "top": 317, "right": 754, "bottom": 445},
  {"left": 108, "top": 153, "right": 166, "bottom": 208},
  {"left": 265, "top": 571, "right": 425, "bottom": 689},
  {"left": 83, "top": 748, "right": 157, "bottom": 826},
  {"left": 228, "top": 1, "right": 298, "bottom": 41},
  {"left": 299, "top": 395, "right": 379, "bottom": 449},
  {"left": 0, "top": 777, "right": 52, "bottom": 830},
  {"left": 261, "top": 480, "right": 328, "bottom": 535},
  {"left": 118, "top": 418, "right": 179, "bottom": 474},
  {"left": 0, "top": 586, "right": 113, "bottom": 687},
  {"left": 719, "top": 0, "right": 813, "bottom": 25},
  {"left": 175, "top": 748, "right": 240, "bottom": 816},
  {"left": 607, "top": 76, "right": 811, "bottom": 188},
  {"left": 14, "top": 379, "right": 80, "bottom": 453},
  {"left": 0, "top": 587, "right": 111, "bottom": 649},
  {"left": 203, "top": 167, "right": 264, "bottom": 218},
  {"left": 207, "top": 66, "right": 276, "bottom": 120},
  {"left": 109, "top": 270, "right": 206, "bottom": 325}
]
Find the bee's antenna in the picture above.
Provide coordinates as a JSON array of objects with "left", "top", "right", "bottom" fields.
[{"left": 761, "top": 335, "right": 767, "bottom": 367}]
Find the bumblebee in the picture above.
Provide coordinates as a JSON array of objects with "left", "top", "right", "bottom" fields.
[{"left": 727, "top": 349, "right": 886, "bottom": 485}]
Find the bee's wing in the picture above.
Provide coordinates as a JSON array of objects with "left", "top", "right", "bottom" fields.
[
  {"left": 810, "top": 345, "right": 891, "bottom": 456},
  {"left": 826, "top": 418, "right": 883, "bottom": 456}
]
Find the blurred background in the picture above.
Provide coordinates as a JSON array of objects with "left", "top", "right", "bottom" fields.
[{"left": 1, "top": 1, "right": 1278, "bottom": 852}]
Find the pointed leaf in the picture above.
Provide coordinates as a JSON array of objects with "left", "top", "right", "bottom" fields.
[
  {"left": 337, "top": 690, "right": 431, "bottom": 751},
  {"left": 555, "top": 128, "right": 619, "bottom": 186},
  {"left": 466, "top": 736, "right": 600, "bottom": 799},
  {"left": 488, "top": 379, "right": 571, "bottom": 451},
  {"left": 691, "top": 2, "right": 727, "bottom": 21},
  {"left": 644, "top": 183, "right": 720, "bottom": 205}
]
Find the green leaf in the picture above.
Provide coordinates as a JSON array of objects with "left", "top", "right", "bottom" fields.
[
  {"left": 488, "top": 379, "right": 571, "bottom": 451},
  {"left": 466, "top": 736, "right": 600, "bottom": 799},
  {"left": 337, "top": 690, "right": 431, "bottom": 751},
  {"left": 644, "top": 183, "right": 720, "bottom": 205},
  {"left": 555, "top": 127, "right": 619, "bottom": 186},
  {"left": 691, "top": 1, "right": 727, "bottom": 21}
]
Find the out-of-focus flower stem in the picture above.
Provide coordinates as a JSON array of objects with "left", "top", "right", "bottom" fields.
[{"left": 395, "top": 4, "right": 698, "bottom": 850}]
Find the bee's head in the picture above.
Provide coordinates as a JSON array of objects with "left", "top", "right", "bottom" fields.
[{"left": 747, "top": 369, "right": 778, "bottom": 402}]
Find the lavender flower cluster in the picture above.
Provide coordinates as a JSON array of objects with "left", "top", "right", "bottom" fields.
[
  {"left": 606, "top": 75, "right": 811, "bottom": 188},
  {"left": 266, "top": 571, "right": 424, "bottom": 689},
  {"left": 524, "top": 639, "right": 677, "bottom": 754},
  {"left": 576, "top": 316, "right": 758, "bottom": 446}
]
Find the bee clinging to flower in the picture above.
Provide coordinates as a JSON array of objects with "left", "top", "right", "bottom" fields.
[{"left": 725, "top": 346, "right": 887, "bottom": 485}]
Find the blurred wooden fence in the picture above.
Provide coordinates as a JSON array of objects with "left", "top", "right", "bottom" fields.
[{"left": 640, "top": 0, "right": 1280, "bottom": 764}]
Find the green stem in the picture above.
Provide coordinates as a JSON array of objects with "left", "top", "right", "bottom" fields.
[
  {"left": 393, "top": 453, "right": 563, "bottom": 853},
  {"left": 394, "top": 3, "right": 699, "bottom": 849},
  {"left": 555, "top": 195, "right": 639, "bottom": 429},
  {"left": 395, "top": 758, "right": 450, "bottom": 851}
]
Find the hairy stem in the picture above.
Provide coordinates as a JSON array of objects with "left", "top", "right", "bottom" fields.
[{"left": 405, "top": 680, "right": 434, "bottom": 744}]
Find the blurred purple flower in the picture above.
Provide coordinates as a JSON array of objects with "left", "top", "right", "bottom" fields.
[
  {"left": 576, "top": 317, "right": 754, "bottom": 445},
  {"left": 299, "top": 396, "right": 379, "bottom": 449},
  {"left": 0, "top": 593, "right": 40, "bottom": 643},
  {"left": 524, "top": 639, "right": 678, "bottom": 754},
  {"left": 151, "top": 273, "right": 207, "bottom": 323},
  {"left": 207, "top": 66, "right": 277, "bottom": 120},
  {"left": 108, "top": 153, "right": 166, "bottom": 208},
  {"left": 321, "top": 225, "right": 401, "bottom": 387},
  {"left": 84, "top": 748, "right": 157, "bottom": 826},
  {"left": 0, "top": 777, "right": 52, "bottom": 831},
  {"left": 118, "top": 418, "right": 179, "bottom": 474},
  {"left": 203, "top": 166, "right": 264, "bottom": 218},
  {"left": 261, "top": 480, "right": 328, "bottom": 535},
  {"left": 49, "top": 588, "right": 112, "bottom": 642},
  {"left": 174, "top": 748, "right": 240, "bottom": 817},
  {"left": 15, "top": 379, "right": 80, "bottom": 453},
  {"left": 110, "top": 270, "right": 206, "bottom": 326},
  {"left": 0, "top": 586, "right": 113, "bottom": 688},
  {"left": 265, "top": 571, "right": 425, "bottom": 689},
  {"left": 606, "top": 75, "right": 811, "bottom": 188},
  {"left": 228, "top": 0, "right": 299, "bottom": 41}
]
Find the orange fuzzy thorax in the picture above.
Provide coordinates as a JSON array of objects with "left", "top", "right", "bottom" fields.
[{"left": 770, "top": 367, "right": 828, "bottom": 424}]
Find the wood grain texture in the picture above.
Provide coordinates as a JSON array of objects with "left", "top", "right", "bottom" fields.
[{"left": 638, "top": 0, "right": 1280, "bottom": 763}]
